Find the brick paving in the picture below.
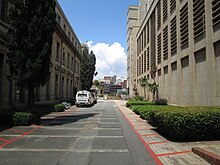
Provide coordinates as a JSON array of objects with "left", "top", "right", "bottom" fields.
[{"left": 114, "top": 100, "right": 211, "bottom": 165}]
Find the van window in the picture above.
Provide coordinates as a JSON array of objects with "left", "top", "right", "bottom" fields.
[{"left": 78, "top": 94, "right": 87, "bottom": 97}]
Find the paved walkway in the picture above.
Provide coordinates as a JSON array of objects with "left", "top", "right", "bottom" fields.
[
  {"left": 114, "top": 100, "right": 215, "bottom": 165},
  {"left": 0, "top": 100, "right": 219, "bottom": 165}
]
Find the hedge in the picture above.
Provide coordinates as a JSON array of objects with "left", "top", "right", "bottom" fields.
[
  {"left": 13, "top": 112, "right": 37, "bottom": 126},
  {"left": 149, "top": 107, "right": 220, "bottom": 141},
  {"left": 132, "top": 105, "right": 172, "bottom": 120},
  {"left": 54, "top": 104, "right": 65, "bottom": 112},
  {"left": 126, "top": 101, "right": 155, "bottom": 108}
]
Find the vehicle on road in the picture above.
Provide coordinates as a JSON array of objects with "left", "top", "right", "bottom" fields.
[
  {"left": 61, "top": 101, "right": 71, "bottom": 109},
  {"left": 75, "top": 90, "right": 93, "bottom": 107}
]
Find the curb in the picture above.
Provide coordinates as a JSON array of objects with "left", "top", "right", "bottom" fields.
[{"left": 192, "top": 147, "right": 220, "bottom": 165}]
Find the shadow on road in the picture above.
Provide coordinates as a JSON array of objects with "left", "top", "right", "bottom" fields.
[{"left": 39, "top": 113, "right": 97, "bottom": 126}]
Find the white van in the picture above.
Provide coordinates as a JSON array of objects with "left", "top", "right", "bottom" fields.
[{"left": 75, "top": 90, "right": 93, "bottom": 107}]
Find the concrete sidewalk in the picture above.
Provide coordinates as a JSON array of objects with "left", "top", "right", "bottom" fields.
[{"left": 114, "top": 100, "right": 220, "bottom": 165}]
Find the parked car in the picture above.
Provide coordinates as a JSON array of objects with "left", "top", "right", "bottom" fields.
[
  {"left": 92, "top": 93, "right": 97, "bottom": 104},
  {"left": 75, "top": 90, "right": 93, "bottom": 107},
  {"left": 61, "top": 101, "right": 71, "bottom": 109}
]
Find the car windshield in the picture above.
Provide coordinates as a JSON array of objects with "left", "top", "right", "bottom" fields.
[{"left": 78, "top": 94, "right": 87, "bottom": 97}]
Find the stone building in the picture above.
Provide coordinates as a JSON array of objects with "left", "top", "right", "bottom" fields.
[
  {"left": 0, "top": 0, "right": 81, "bottom": 109},
  {"left": 127, "top": 0, "right": 220, "bottom": 105}
]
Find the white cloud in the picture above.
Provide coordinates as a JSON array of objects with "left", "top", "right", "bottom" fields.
[{"left": 87, "top": 41, "right": 127, "bottom": 79}]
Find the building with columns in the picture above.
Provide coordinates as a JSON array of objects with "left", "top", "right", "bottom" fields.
[
  {"left": 0, "top": 0, "right": 81, "bottom": 109},
  {"left": 127, "top": 0, "right": 220, "bottom": 105}
]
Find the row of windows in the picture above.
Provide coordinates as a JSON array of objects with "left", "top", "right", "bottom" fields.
[
  {"left": 57, "top": 13, "right": 80, "bottom": 52},
  {"left": 137, "top": 40, "right": 220, "bottom": 77},
  {"left": 137, "top": 0, "right": 220, "bottom": 67},
  {"left": 56, "top": 42, "right": 80, "bottom": 75},
  {"left": 55, "top": 75, "right": 74, "bottom": 99}
]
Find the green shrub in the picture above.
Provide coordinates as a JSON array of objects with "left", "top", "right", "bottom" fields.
[
  {"left": 126, "top": 101, "right": 155, "bottom": 108},
  {"left": 13, "top": 112, "right": 37, "bottom": 126},
  {"left": 155, "top": 98, "right": 168, "bottom": 105},
  {"left": 149, "top": 107, "right": 220, "bottom": 141},
  {"left": 132, "top": 105, "right": 172, "bottom": 120},
  {"left": 54, "top": 104, "right": 65, "bottom": 112}
]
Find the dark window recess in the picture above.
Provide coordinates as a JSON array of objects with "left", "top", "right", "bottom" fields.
[
  {"left": 181, "top": 56, "right": 189, "bottom": 68},
  {"left": 158, "top": 69, "right": 161, "bottom": 76},
  {"left": 212, "top": 0, "right": 220, "bottom": 31},
  {"left": 157, "top": 1, "right": 161, "bottom": 30},
  {"left": 180, "top": 3, "right": 189, "bottom": 49},
  {"left": 163, "top": 0, "right": 168, "bottom": 22},
  {"left": 171, "top": 62, "right": 177, "bottom": 71},
  {"left": 193, "top": 0, "right": 205, "bottom": 43},
  {"left": 170, "top": 0, "right": 176, "bottom": 14},
  {"left": 157, "top": 34, "right": 161, "bottom": 64},
  {"left": 164, "top": 66, "right": 168, "bottom": 74},
  {"left": 171, "top": 16, "right": 177, "bottom": 56},
  {"left": 195, "top": 48, "right": 206, "bottom": 63},
  {"left": 214, "top": 40, "right": 220, "bottom": 57},
  {"left": 163, "top": 26, "right": 168, "bottom": 61}
]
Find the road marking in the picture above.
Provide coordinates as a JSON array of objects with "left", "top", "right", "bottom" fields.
[
  {"left": 0, "top": 138, "right": 11, "bottom": 143},
  {"left": 0, "top": 135, "right": 124, "bottom": 138},
  {"left": 0, "top": 148, "right": 129, "bottom": 153},
  {"left": 41, "top": 127, "right": 121, "bottom": 130},
  {"left": 0, "top": 126, "right": 42, "bottom": 149},
  {"left": 156, "top": 150, "right": 192, "bottom": 157}
]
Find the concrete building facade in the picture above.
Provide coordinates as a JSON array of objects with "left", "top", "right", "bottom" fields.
[
  {"left": 0, "top": 0, "right": 81, "bottom": 109},
  {"left": 127, "top": 0, "right": 220, "bottom": 106}
]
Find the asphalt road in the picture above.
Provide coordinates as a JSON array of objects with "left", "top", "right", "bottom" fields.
[{"left": 0, "top": 100, "right": 157, "bottom": 165}]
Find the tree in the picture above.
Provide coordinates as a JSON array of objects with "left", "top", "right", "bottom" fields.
[
  {"left": 80, "top": 48, "right": 96, "bottom": 90},
  {"left": 139, "top": 76, "right": 148, "bottom": 101},
  {"left": 149, "top": 64, "right": 159, "bottom": 101},
  {"left": 7, "top": 0, "right": 56, "bottom": 110},
  {"left": 147, "top": 82, "right": 159, "bottom": 101},
  {"left": 93, "top": 80, "right": 100, "bottom": 87}
]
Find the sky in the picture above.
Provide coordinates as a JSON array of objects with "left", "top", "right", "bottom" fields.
[{"left": 57, "top": 0, "right": 139, "bottom": 79}]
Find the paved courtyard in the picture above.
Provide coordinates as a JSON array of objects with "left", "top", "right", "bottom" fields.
[{"left": 0, "top": 100, "right": 213, "bottom": 165}]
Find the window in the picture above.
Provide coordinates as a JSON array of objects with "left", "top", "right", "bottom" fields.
[
  {"left": 147, "top": 47, "right": 150, "bottom": 71},
  {"left": 67, "top": 53, "right": 70, "bottom": 68},
  {"left": 63, "top": 24, "right": 66, "bottom": 34},
  {"left": 171, "top": 62, "right": 177, "bottom": 71},
  {"left": 57, "top": 15, "right": 61, "bottom": 24},
  {"left": 157, "top": 1, "right": 161, "bottom": 30},
  {"left": 214, "top": 41, "right": 220, "bottom": 57},
  {"left": 212, "top": 0, "right": 220, "bottom": 31},
  {"left": 193, "top": 0, "right": 205, "bottom": 42},
  {"left": 163, "top": 0, "right": 168, "bottom": 22},
  {"left": 143, "top": 27, "right": 146, "bottom": 48},
  {"left": 164, "top": 65, "right": 168, "bottom": 74},
  {"left": 71, "top": 57, "right": 74, "bottom": 70},
  {"left": 170, "top": 0, "right": 176, "bottom": 14},
  {"left": 144, "top": 51, "right": 146, "bottom": 73},
  {"left": 163, "top": 26, "right": 168, "bottom": 61},
  {"left": 157, "top": 34, "right": 161, "bottom": 64},
  {"left": 194, "top": 48, "right": 206, "bottom": 63},
  {"left": 158, "top": 69, "right": 161, "bottom": 76},
  {"left": 68, "top": 31, "right": 71, "bottom": 38},
  {"left": 147, "top": 22, "right": 149, "bottom": 43},
  {"left": 180, "top": 3, "right": 189, "bottom": 49},
  {"left": 56, "top": 42, "right": 60, "bottom": 60},
  {"left": 55, "top": 75, "right": 59, "bottom": 99},
  {"left": 181, "top": 56, "right": 189, "bottom": 68},
  {"left": 0, "top": 0, "right": 6, "bottom": 21},
  {"left": 62, "top": 48, "right": 65, "bottom": 65},
  {"left": 170, "top": 16, "right": 177, "bottom": 55}
]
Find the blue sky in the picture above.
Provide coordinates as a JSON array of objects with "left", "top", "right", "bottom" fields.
[{"left": 57, "top": 0, "right": 139, "bottom": 79}]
